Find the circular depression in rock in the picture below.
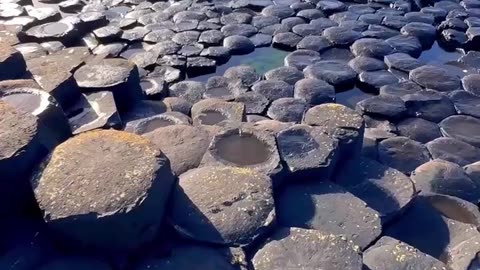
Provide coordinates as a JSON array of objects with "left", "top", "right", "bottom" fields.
[
  {"left": 196, "top": 110, "right": 227, "bottom": 125},
  {"left": 214, "top": 133, "right": 270, "bottom": 166},
  {"left": 1, "top": 92, "right": 42, "bottom": 110}
]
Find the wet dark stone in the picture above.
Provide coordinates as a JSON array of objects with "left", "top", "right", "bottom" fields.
[
  {"left": 356, "top": 95, "right": 407, "bottom": 120},
  {"left": 186, "top": 56, "right": 216, "bottom": 75},
  {"left": 272, "top": 32, "right": 302, "bottom": 49},
  {"left": 403, "top": 90, "right": 456, "bottom": 123},
  {"left": 296, "top": 35, "right": 332, "bottom": 51},
  {"left": 351, "top": 38, "right": 393, "bottom": 59},
  {"left": 179, "top": 44, "right": 204, "bottom": 57},
  {"left": 397, "top": 117, "right": 441, "bottom": 143},
  {"left": 32, "top": 130, "right": 174, "bottom": 252},
  {"left": 330, "top": 11, "right": 360, "bottom": 23},
  {"left": 173, "top": 11, "right": 206, "bottom": 23},
  {"left": 448, "top": 90, "right": 480, "bottom": 117},
  {"left": 441, "top": 29, "right": 468, "bottom": 47},
  {"left": 400, "top": 22, "right": 437, "bottom": 48},
  {"left": 385, "top": 34, "right": 423, "bottom": 57},
  {"left": 24, "top": 21, "right": 77, "bottom": 45},
  {"left": 266, "top": 98, "right": 307, "bottom": 123},
  {"left": 292, "top": 23, "right": 323, "bottom": 37},
  {"left": 297, "top": 9, "right": 325, "bottom": 21},
  {"left": 0, "top": 43, "right": 26, "bottom": 80},
  {"left": 465, "top": 161, "right": 480, "bottom": 186},
  {"left": 191, "top": 99, "right": 245, "bottom": 126},
  {"left": 303, "top": 103, "right": 364, "bottom": 160},
  {"left": 144, "top": 29, "right": 175, "bottom": 43},
  {"left": 235, "top": 92, "right": 269, "bottom": 114},
  {"left": 405, "top": 11, "right": 435, "bottom": 24},
  {"left": 162, "top": 97, "right": 192, "bottom": 115},
  {"left": 439, "top": 18, "right": 468, "bottom": 31},
  {"left": 409, "top": 65, "right": 461, "bottom": 92},
  {"left": 251, "top": 79, "right": 294, "bottom": 101},
  {"left": 140, "top": 76, "right": 166, "bottom": 100},
  {"left": 465, "top": 16, "right": 480, "bottom": 27},
  {"left": 467, "top": 26, "right": 480, "bottom": 47},
  {"left": 93, "top": 25, "right": 122, "bottom": 43},
  {"left": 309, "top": 17, "right": 338, "bottom": 30},
  {"left": 348, "top": 56, "right": 386, "bottom": 73},
  {"left": 224, "top": 65, "right": 260, "bottom": 88},
  {"left": 125, "top": 111, "right": 191, "bottom": 134},
  {"left": 426, "top": 137, "right": 480, "bottom": 166},
  {"left": 252, "top": 17, "right": 279, "bottom": 31},
  {"left": 358, "top": 70, "right": 399, "bottom": 90},
  {"left": 265, "top": 66, "right": 303, "bottom": 85},
  {"left": 249, "top": 34, "right": 273, "bottom": 47},
  {"left": 421, "top": 7, "right": 447, "bottom": 22},
  {"left": 37, "top": 256, "right": 112, "bottom": 270},
  {"left": 157, "top": 55, "right": 186, "bottom": 71},
  {"left": 377, "top": 136, "right": 431, "bottom": 174},
  {"left": 317, "top": 0, "right": 346, "bottom": 15},
  {"left": 339, "top": 20, "right": 369, "bottom": 32},
  {"left": 262, "top": 5, "right": 295, "bottom": 19},
  {"left": 359, "top": 13, "right": 384, "bottom": 24},
  {"left": 201, "top": 127, "right": 282, "bottom": 181},
  {"left": 259, "top": 23, "right": 290, "bottom": 35},
  {"left": 304, "top": 60, "right": 357, "bottom": 89},
  {"left": 172, "top": 30, "right": 200, "bottom": 45},
  {"left": 148, "top": 40, "right": 181, "bottom": 55},
  {"left": 204, "top": 76, "right": 246, "bottom": 100},
  {"left": 362, "top": 24, "right": 400, "bottom": 39},
  {"left": 121, "top": 27, "right": 149, "bottom": 42},
  {"left": 412, "top": 159, "right": 480, "bottom": 202},
  {"left": 223, "top": 35, "right": 254, "bottom": 54},
  {"left": 382, "top": 15, "right": 408, "bottom": 30},
  {"left": 134, "top": 244, "right": 245, "bottom": 270},
  {"left": 276, "top": 124, "right": 339, "bottom": 179},
  {"left": 74, "top": 58, "right": 142, "bottom": 111},
  {"left": 384, "top": 53, "right": 422, "bottom": 72},
  {"left": 459, "top": 50, "right": 480, "bottom": 69},
  {"left": 169, "top": 80, "right": 206, "bottom": 104},
  {"left": 221, "top": 23, "right": 257, "bottom": 37},
  {"left": 294, "top": 78, "right": 335, "bottom": 105},
  {"left": 462, "top": 73, "right": 480, "bottom": 96},
  {"left": 364, "top": 236, "right": 449, "bottom": 270},
  {"left": 281, "top": 16, "right": 306, "bottom": 29},
  {"left": 253, "top": 227, "right": 362, "bottom": 270},
  {"left": 276, "top": 181, "right": 381, "bottom": 249},
  {"left": 92, "top": 43, "right": 126, "bottom": 57},
  {"left": 335, "top": 157, "right": 415, "bottom": 223},
  {"left": 148, "top": 65, "right": 182, "bottom": 84},
  {"left": 291, "top": 2, "right": 315, "bottom": 12},
  {"left": 284, "top": 49, "right": 321, "bottom": 70},
  {"left": 323, "top": 26, "right": 362, "bottom": 46},
  {"left": 200, "top": 46, "right": 231, "bottom": 63},
  {"left": 66, "top": 91, "right": 121, "bottom": 135},
  {"left": 440, "top": 115, "right": 480, "bottom": 147}
]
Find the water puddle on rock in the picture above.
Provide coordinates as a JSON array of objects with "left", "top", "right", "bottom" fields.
[
  {"left": 197, "top": 111, "right": 227, "bottom": 125},
  {"left": 216, "top": 133, "right": 270, "bottom": 166},
  {"left": 141, "top": 118, "right": 175, "bottom": 133},
  {"left": 1, "top": 93, "right": 41, "bottom": 111},
  {"left": 335, "top": 87, "right": 375, "bottom": 109},
  {"left": 418, "top": 41, "right": 463, "bottom": 65},
  {"left": 188, "top": 46, "right": 290, "bottom": 82}
]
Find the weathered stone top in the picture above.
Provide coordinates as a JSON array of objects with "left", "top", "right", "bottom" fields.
[{"left": 74, "top": 58, "right": 135, "bottom": 88}]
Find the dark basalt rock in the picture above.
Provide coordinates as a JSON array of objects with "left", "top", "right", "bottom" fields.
[
  {"left": 348, "top": 56, "right": 386, "bottom": 73},
  {"left": 186, "top": 56, "right": 216, "bottom": 75},
  {"left": 379, "top": 80, "right": 421, "bottom": 97},
  {"left": 37, "top": 256, "right": 112, "bottom": 270},
  {"left": 31, "top": 130, "right": 174, "bottom": 252},
  {"left": 310, "top": 17, "right": 338, "bottom": 30},
  {"left": 304, "top": 60, "right": 357, "bottom": 89},
  {"left": 459, "top": 50, "right": 480, "bottom": 69},
  {"left": 330, "top": 11, "right": 360, "bottom": 23},
  {"left": 361, "top": 128, "right": 397, "bottom": 159},
  {"left": 303, "top": 103, "right": 364, "bottom": 161},
  {"left": 170, "top": 166, "right": 274, "bottom": 246},
  {"left": 385, "top": 34, "right": 423, "bottom": 57},
  {"left": 462, "top": 73, "right": 480, "bottom": 97},
  {"left": 351, "top": 38, "right": 393, "bottom": 59},
  {"left": 0, "top": 102, "right": 46, "bottom": 214},
  {"left": 134, "top": 244, "right": 246, "bottom": 270},
  {"left": 0, "top": 43, "right": 26, "bottom": 80},
  {"left": 448, "top": 90, "right": 480, "bottom": 118},
  {"left": 93, "top": 25, "right": 122, "bottom": 43},
  {"left": 125, "top": 111, "right": 191, "bottom": 135},
  {"left": 264, "top": 66, "right": 303, "bottom": 85},
  {"left": 439, "top": 17, "right": 468, "bottom": 31},
  {"left": 362, "top": 24, "right": 400, "bottom": 40},
  {"left": 384, "top": 53, "right": 422, "bottom": 72},
  {"left": 252, "top": 15, "right": 279, "bottom": 29},
  {"left": 200, "top": 46, "right": 231, "bottom": 63},
  {"left": 191, "top": 99, "right": 245, "bottom": 125},
  {"left": 142, "top": 125, "right": 213, "bottom": 176},
  {"left": 465, "top": 161, "right": 480, "bottom": 187},
  {"left": 148, "top": 65, "right": 182, "bottom": 84},
  {"left": 204, "top": 76, "right": 246, "bottom": 100},
  {"left": 198, "top": 29, "right": 224, "bottom": 45},
  {"left": 405, "top": 11, "right": 435, "bottom": 24},
  {"left": 297, "top": 8, "right": 325, "bottom": 21},
  {"left": 148, "top": 41, "right": 181, "bottom": 56},
  {"left": 249, "top": 33, "right": 273, "bottom": 47},
  {"left": 359, "top": 13, "right": 384, "bottom": 25},
  {"left": 73, "top": 58, "right": 142, "bottom": 111},
  {"left": 224, "top": 65, "right": 260, "bottom": 88},
  {"left": 294, "top": 78, "right": 335, "bottom": 105},
  {"left": 358, "top": 70, "right": 399, "bottom": 91},
  {"left": 439, "top": 115, "right": 480, "bottom": 147},
  {"left": 335, "top": 157, "right": 415, "bottom": 223},
  {"left": 129, "top": 51, "right": 160, "bottom": 70},
  {"left": 320, "top": 47, "right": 354, "bottom": 62},
  {"left": 411, "top": 159, "right": 480, "bottom": 202},
  {"left": 323, "top": 26, "right": 362, "bottom": 46},
  {"left": 276, "top": 124, "right": 339, "bottom": 179},
  {"left": 1, "top": 87, "right": 71, "bottom": 149},
  {"left": 223, "top": 35, "right": 254, "bottom": 54},
  {"left": 426, "top": 137, "right": 480, "bottom": 166},
  {"left": 409, "top": 65, "right": 461, "bottom": 92},
  {"left": 396, "top": 117, "right": 441, "bottom": 143},
  {"left": 251, "top": 79, "right": 294, "bottom": 101},
  {"left": 92, "top": 43, "right": 126, "bottom": 57},
  {"left": 266, "top": 98, "right": 307, "bottom": 123},
  {"left": 144, "top": 29, "right": 175, "bottom": 43},
  {"left": 364, "top": 237, "right": 449, "bottom": 270},
  {"left": 25, "top": 6, "right": 60, "bottom": 24},
  {"left": 377, "top": 136, "right": 431, "bottom": 175},
  {"left": 467, "top": 26, "right": 480, "bottom": 47},
  {"left": 169, "top": 81, "right": 206, "bottom": 104},
  {"left": 291, "top": 23, "right": 323, "bottom": 37},
  {"left": 262, "top": 5, "right": 295, "bottom": 19},
  {"left": 162, "top": 97, "right": 192, "bottom": 115},
  {"left": 220, "top": 12, "right": 252, "bottom": 25},
  {"left": 339, "top": 20, "right": 369, "bottom": 32},
  {"left": 259, "top": 23, "right": 290, "bottom": 35},
  {"left": 272, "top": 32, "right": 302, "bottom": 49},
  {"left": 400, "top": 22, "right": 437, "bottom": 48},
  {"left": 172, "top": 30, "right": 200, "bottom": 45},
  {"left": 276, "top": 181, "right": 381, "bottom": 249},
  {"left": 252, "top": 227, "right": 362, "bottom": 270},
  {"left": 235, "top": 92, "right": 269, "bottom": 114},
  {"left": 441, "top": 29, "right": 468, "bottom": 47},
  {"left": 382, "top": 15, "right": 409, "bottom": 29},
  {"left": 201, "top": 126, "right": 282, "bottom": 181},
  {"left": 140, "top": 77, "right": 166, "bottom": 100},
  {"left": 24, "top": 21, "right": 77, "bottom": 45},
  {"left": 402, "top": 90, "right": 456, "bottom": 123},
  {"left": 421, "top": 7, "right": 447, "bottom": 22},
  {"left": 356, "top": 95, "right": 407, "bottom": 120},
  {"left": 66, "top": 91, "right": 121, "bottom": 135},
  {"left": 284, "top": 49, "right": 321, "bottom": 70},
  {"left": 296, "top": 35, "right": 332, "bottom": 51}
]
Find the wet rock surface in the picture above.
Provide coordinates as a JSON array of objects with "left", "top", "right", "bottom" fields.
[{"left": 1, "top": 0, "right": 480, "bottom": 267}]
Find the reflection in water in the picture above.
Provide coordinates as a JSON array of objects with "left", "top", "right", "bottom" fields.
[
  {"left": 335, "top": 87, "right": 374, "bottom": 109},
  {"left": 418, "top": 41, "right": 463, "bottom": 65},
  {"left": 216, "top": 133, "right": 270, "bottom": 166}
]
